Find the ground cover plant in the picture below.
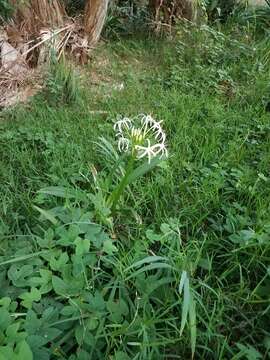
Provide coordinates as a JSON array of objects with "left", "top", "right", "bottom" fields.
[{"left": 0, "top": 17, "right": 270, "bottom": 360}]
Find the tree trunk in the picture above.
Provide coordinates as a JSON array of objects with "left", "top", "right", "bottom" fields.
[
  {"left": 84, "top": 0, "right": 110, "bottom": 45},
  {"left": 11, "top": 0, "right": 66, "bottom": 33},
  {"left": 149, "top": 0, "right": 196, "bottom": 25}
]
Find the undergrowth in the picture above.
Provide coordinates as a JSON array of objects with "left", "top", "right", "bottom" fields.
[{"left": 0, "top": 22, "right": 270, "bottom": 359}]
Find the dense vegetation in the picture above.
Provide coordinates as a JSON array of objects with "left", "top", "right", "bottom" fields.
[{"left": 1, "top": 3, "right": 270, "bottom": 360}]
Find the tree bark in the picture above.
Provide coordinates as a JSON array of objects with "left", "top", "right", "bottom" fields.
[
  {"left": 11, "top": 0, "right": 66, "bottom": 32},
  {"left": 149, "top": 0, "right": 196, "bottom": 24},
  {"left": 84, "top": 0, "right": 110, "bottom": 45}
]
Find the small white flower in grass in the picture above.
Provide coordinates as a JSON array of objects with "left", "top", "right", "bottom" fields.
[{"left": 114, "top": 114, "right": 168, "bottom": 163}]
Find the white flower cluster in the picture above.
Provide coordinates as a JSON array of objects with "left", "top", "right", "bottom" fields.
[{"left": 114, "top": 114, "right": 168, "bottom": 163}]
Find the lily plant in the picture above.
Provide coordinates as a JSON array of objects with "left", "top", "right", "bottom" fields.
[{"left": 107, "top": 114, "right": 168, "bottom": 213}]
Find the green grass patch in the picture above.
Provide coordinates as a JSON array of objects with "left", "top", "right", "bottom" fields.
[{"left": 0, "top": 24, "right": 270, "bottom": 359}]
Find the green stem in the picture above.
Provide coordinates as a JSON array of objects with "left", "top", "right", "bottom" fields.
[{"left": 110, "top": 155, "right": 135, "bottom": 214}]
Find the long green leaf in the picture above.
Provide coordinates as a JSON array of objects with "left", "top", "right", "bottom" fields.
[
  {"left": 189, "top": 291, "right": 197, "bottom": 359},
  {"left": 125, "top": 156, "right": 162, "bottom": 185},
  {"left": 38, "top": 186, "right": 85, "bottom": 200},
  {"left": 0, "top": 251, "right": 46, "bottom": 266},
  {"left": 125, "top": 263, "right": 172, "bottom": 280},
  {"left": 33, "top": 205, "right": 58, "bottom": 225},
  {"left": 179, "top": 270, "right": 187, "bottom": 295},
  {"left": 180, "top": 276, "right": 190, "bottom": 335},
  {"left": 124, "top": 256, "right": 168, "bottom": 272}
]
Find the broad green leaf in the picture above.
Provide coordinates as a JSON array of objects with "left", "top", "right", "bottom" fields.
[
  {"left": 0, "top": 297, "right": 11, "bottom": 309},
  {"left": 92, "top": 231, "right": 110, "bottom": 249},
  {"left": 36, "top": 328, "right": 62, "bottom": 343},
  {"left": 83, "top": 253, "right": 97, "bottom": 267},
  {"left": 75, "top": 325, "right": 85, "bottom": 345},
  {"left": 72, "top": 255, "right": 85, "bottom": 276},
  {"left": 8, "top": 265, "right": 33, "bottom": 288},
  {"left": 15, "top": 340, "right": 33, "bottom": 360},
  {"left": 75, "top": 325, "right": 94, "bottom": 346},
  {"left": 102, "top": 239, "right": 118, "bottom": 255},
  {"left": 86, "top": 318, "right": 98, "bottom": 331},
  {"left": 60, "top": 305, "right": 77, "bottom": 316},
  {"left": 0, "top": 308, "right": 11, "bottom": 331},
  {"left": 49, "top": 252, "right": 69, "bottom": 271},
  {"left": 83, "top": 332, "right": 95, "bottom": 346},
  {"left": 19, "top": 288, "right": 41, "bottom": 309},
  {"left": 25, "top": 310, "right": 41, "bottom": 335},
  {"left": 6, "top": 323, "right": 21, "bottom": 341},
  {"left": 29, "top": 269, "right": 52, "bottom": 294},
  {"left": 77, "top": 349, "right": 91, "bottom": 360},
  {"left": 37, "top": 228, "right": 55, "bottom": 249},
  {"left": 56, "top": 225, "right": 81, "bottom": 246},
  {"left": 146, "top": 230, "right": 162, "bottom": 243},
  {"left": 86, "top": 291, "right": 106, "bottom": 312},
  {"left": 27, "top": 334, "right": 48, "bottom": 349},
  {"left": 74, "top": 238, "right": 90, "bottom": 256},
  {"left": 41, "top": 307, "right": 58, "bottom": 324},
  {"left": 160, "top": 223, "right": 171, "bottom": 234},
  {"left": 84, "top": 223, "right": 102, "bottom": 241},
  {"left": 52, "top": 275, "right": 84, "bottom": 296},
  {"left": 77, "top": 219, "right": 100, "bottom": 235},
  {"left": 52, "top": 276, "right": 68, "bottom": 296},
  {"left": 107, "top": 299, "right": 129, "bottom": 323},
  {"left": 0, "top": 346, "right": 13, "bottom": 360}
]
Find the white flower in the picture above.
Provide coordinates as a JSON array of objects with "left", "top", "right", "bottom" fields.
[
  {"left": 136, "top": 141, "right": 168, "bottom": 164},
  {"left": 140, "top": 114, "right": 165, "bottom": 142},
  {"left": 113, "top": 118, "right": 132, "bottom": 134},
  {"left": 136, "top": 139, "right": 156, "bottom": 163},
  {"left": 114, "top": 114, "right": 168, "bottom": 163},
  {"left": 118, "top": 137, "right": 129, "bottom": 152}
]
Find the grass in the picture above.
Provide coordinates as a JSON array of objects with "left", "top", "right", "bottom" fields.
[{"left": 0, "top": 22, "right": 270, "bottom": 359}]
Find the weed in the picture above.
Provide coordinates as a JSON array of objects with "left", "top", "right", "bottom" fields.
[{"left": 46, "top": 55, "right": 82, "bottom": 105}]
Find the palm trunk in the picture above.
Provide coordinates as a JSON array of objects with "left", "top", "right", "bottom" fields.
[
  {"left": 84, "top": 0, "right": 110, "bottom": 45},
  {"left": 11, "top": 0, "right": 66, "bottom": 32},
  {"left": 31, "top": 0, "right": 66, "bottom": 26}
]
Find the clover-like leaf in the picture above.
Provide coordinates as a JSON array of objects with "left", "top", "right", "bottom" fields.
[
  {"left": 15, "top": 340, "right": 33, "bottom": 359},
  {"left": 102, "top": 240, "right": 118, "bottom": 255},
  {"left": 29, "top": 269, "right": 52, "bottom": 294},
  {"left": 74, "top": 238, "right": 90, "bottom": 256},
  {"left": 0, "top": 308, "right": 11, "bottom": 331},
  {"left": 8, "top": 265, "right": 33, "bottom": 288},
  {"left": 19, "top": 288, "right": 41, "bottom": 309},
  {"left": 49, "top": 252, "right": 69, "bottom": 272}
]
